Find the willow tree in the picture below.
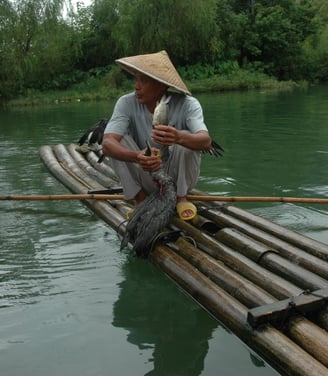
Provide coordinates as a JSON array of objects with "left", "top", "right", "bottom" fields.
[
  {"left": 0, "top": 0, "right": 21, "bottom": 102},
  {"left": 302, "top": 0, "right": 328, "bottom": 81},
  {"left": 75, "top": 0, "right": 120, "bottom": 69},
  {"left": 112, "top": 0, "right": 220, "bottom": 65},
  {"left": 0, "top": 0, "right": 81, "bottom": 101}
]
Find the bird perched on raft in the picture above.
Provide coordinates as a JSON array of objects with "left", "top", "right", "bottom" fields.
[
  {"left": 76, "top": 118, "right": 108, "bottom": 162},
  {"left": 120, "top": 141, "right": 177, "bottom": 258}
]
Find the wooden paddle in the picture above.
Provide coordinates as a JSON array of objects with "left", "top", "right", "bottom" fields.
[{"left": 0, "top": 194, "right": 327, "bottom": 204}]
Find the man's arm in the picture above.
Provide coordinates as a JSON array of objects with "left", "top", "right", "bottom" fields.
[
  {"left": 102, "top": 133, "right": 162, "bottom": 172},
  {"left": 102, "top": 133, "right": 138, "bottom": 162},
  {"left": 152, "top": 127, "right": 212, "bottom": 151}
]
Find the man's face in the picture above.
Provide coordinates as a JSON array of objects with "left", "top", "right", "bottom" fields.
[{"left": 134, "top": 73, "right": 167, "bottom": 109}]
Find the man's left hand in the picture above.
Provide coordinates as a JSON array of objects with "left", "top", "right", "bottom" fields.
[{"left": 152, "top": 125, "right": 177, "bottom": 146}]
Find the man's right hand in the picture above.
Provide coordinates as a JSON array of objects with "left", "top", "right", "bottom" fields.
[{"left": 137, "top": 148, "right": 162, "bottom": 172}]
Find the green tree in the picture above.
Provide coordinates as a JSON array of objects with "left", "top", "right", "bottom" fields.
[
  {"left": 20, "top": 0, "right": 81, "bottom": 89},
  {"left": 1, "top": 0, "right": 327, "bottom": 104},
  {"left": 112, "top": 0, "right": 220, "bottom": 65},
  {"left": 0, "top": 0, "right": 22, "bottom": 101},
  {"left": 75, "top": 0, "right": 119, "bottom": 69},
  {"left": 215, "top": 0, "right": 245, "bottom": 61},
  {"left": 302, "top": 0, "right": 328, "bottom": 81},
  {"left": 233, "top": 0, "right": 317, "bottom": 79},
  {"left": 0, "top": 0, "right": 81, "bottom": 101}
]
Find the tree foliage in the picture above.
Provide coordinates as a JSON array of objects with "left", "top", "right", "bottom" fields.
[
  {"left": 235, "top": 1, "right": 317, "bottom": 79},
  {"left": 301, "top": 0, "right": 328, "bottom": 81},
  {"left": 110, "top": 0, "right": 220, "bottom": 65},
  {"left": 75, "top": 0, "right": 119, "bottom": 70},
  {"left": 0, "top": 0, "right": 82, "bottom": 101},
  {"left": 1, "top": 0, "right": 327, "bottom": 104}
]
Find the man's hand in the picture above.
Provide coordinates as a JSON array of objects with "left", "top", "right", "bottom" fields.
[
  {"left": 152, "top": 125, "right": 178, "bottom": 146},
  {"left": 137, "top": 148, "right": 162, "bottom": 172}
]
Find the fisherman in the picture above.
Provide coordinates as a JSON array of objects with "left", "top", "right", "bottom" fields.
[{"left": 102, "top": 50, "right": 213, "bottom": 220}]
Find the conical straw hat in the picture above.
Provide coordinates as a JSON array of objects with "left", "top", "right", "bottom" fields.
[{"left": 116, "top": 50, "right": 191, "bottom": 95}]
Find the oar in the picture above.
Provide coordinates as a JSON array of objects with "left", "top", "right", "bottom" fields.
[{"left": 0, "top": 194, "right": 328, "bottom": 204}]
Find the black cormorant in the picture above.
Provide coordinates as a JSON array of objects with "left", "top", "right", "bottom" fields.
[
  {"left": 120, "top": 142, "right": 177, "bottom": 258},
  {"left": 76, "top": 118, "right": 108, "bottom": 162}
]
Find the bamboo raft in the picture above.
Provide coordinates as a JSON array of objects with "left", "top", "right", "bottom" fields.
[{"left": 39, "top": 143, "right": 328, "bottom": 376}]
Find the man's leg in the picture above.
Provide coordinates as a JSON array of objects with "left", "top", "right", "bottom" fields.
[{"left": 108, "top": 136, "right": 156, "bottom": 200}]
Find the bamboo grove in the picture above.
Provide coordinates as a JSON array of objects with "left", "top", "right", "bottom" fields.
[{"left": 1, "top": 0, "right": 327, "bottom": 103}]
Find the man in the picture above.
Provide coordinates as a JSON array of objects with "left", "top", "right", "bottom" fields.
[{"left": 102, "top": 50, "right": 213, "bottom": 220}]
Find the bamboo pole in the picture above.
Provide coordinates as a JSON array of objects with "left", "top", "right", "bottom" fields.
[
  {"left": 173, "top": 236, "right": 276, "bottom": 308},
  {"left": 0, "top": 193, "right": 126, "bottom": 201},
  {"left": 150, "top": 245, "right": 328, "bottom": 376},
  {"left": 195, "top": 200, "right": 328, "bottom": 261},
  {"left": 53, "top": 144, "right": 106, "bottom": 191},
  {"left": 68, "top": 143, "right": 118, "bottom": 180},
  {"left": 197, "top": 207, "right": 328, "bottom": 277},
  {"left": 215, "top": 227, "right": 328, "bottom": 290},
  {"left": 38, "top": 144, "right": 328, "bottom": 374},
  {"left": 189, "top": 195, "right": 328, "bottom": 204},
  {"left": 39, "top": 145, "right": 128, "bottom": 232},
  {"left": 186, "top": 213, "right": 328, "bottom": 330},
  {"left": 166, "top": 238, "right": 328, "bottom": 368},
  {"left": 1, "top": 193, "right": 328, "bottom": 203},
  {"left": 170, "top": 217, "right": 303, "bottom": 300}
]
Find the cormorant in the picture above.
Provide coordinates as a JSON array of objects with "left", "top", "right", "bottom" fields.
[
  {"left": 120, "top": 143, "right": 177, "bottom": 258},
  {"left": 76, "top": 118, "right": 108, "bottom": 162}
]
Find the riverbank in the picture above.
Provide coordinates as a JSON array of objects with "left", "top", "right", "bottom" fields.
[{"left": 7, "top": 68, "right": 305, "bottom": 107}]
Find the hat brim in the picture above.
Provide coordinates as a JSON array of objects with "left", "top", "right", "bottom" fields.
[{"left": 115, "top": 51, "right": 191, "bottom": 95}]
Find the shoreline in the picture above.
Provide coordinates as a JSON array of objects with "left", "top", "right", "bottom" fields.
[{"left": 6, "top": 73, "right": 307, "bottom": 108}]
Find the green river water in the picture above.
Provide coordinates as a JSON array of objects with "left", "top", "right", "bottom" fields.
[{"left": 0, "top": 85, "right": 327, "bottom": 376}]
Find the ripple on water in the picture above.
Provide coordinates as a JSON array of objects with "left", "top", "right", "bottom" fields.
[
  {"left": 302, "top": 184, "right": 328, "bottom": 196},
  {"left": 0, "top": 212, "right": 122, "bottom": 306},
  {"left": 251, "top": 203, "right": 328, "bottom": 243}
]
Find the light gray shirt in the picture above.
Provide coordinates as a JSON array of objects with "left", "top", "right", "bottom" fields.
[{"left": 104, "top": 92, "right": 208, "bottom": 150}]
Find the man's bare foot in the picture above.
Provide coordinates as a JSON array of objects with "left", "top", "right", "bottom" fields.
[{"left": 134, "top": 190, "right": 146, "bottom": 205}]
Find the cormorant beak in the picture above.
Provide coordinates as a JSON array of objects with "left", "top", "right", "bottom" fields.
[{"left": 145, "top": 140, "right": 152, "bottom": 156}]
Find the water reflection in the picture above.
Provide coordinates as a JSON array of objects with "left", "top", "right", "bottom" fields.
[
  {"left": 112, "top": 255, "right": 272, "bottom": 375},
  {"left": 113, "top": 256, "right": 217, "bottom": 375}
]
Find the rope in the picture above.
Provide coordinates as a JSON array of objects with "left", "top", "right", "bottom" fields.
[
  {"left": 278, "top": 298, "right": 297, "bottom": 330},
  {"left": 278, "top": 289, "right": 328, "bottom": 329},
  {"left": 302, "top": 289, "right": 327, "bottom": 299},
  {"left": 149, "top": 230, "right": 183, "bottom": 253},
  {"left": 256, "top": 249, "right": 281, "bottom": 264}
]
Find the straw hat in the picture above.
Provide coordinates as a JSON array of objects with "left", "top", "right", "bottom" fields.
[{"left": 116, "top": 50, "right": 191, "bottom": 95}]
